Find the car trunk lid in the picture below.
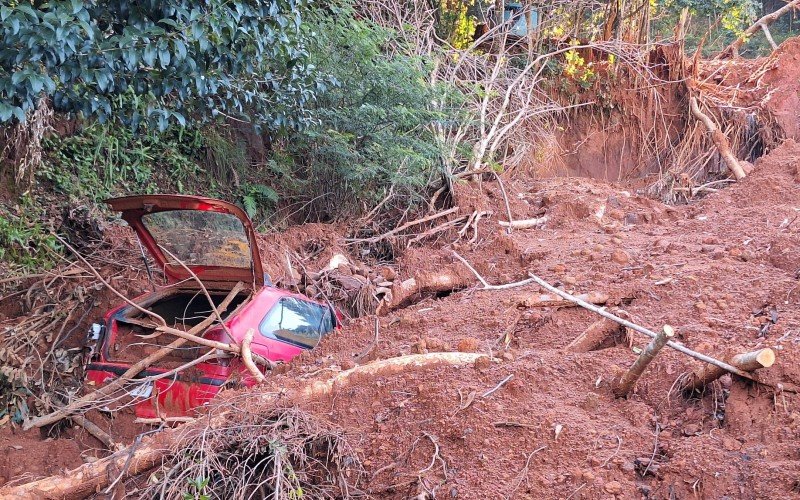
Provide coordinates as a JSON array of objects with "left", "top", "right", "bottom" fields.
[{"left": 106, "top": 194, "right": 264, "bottom": 287}]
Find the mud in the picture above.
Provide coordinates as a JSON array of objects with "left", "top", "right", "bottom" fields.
[{"left": 3, "top": 47, "right": 800, "bottom": 499}]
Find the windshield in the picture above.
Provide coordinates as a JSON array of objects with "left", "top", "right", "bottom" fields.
[{"left": 141, "top": 210, "right": 251, "bottom": 268}]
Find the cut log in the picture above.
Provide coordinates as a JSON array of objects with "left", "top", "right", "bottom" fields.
[
  {"left": 1, "top": 352, "right": 486, "bottom": 500},
  {"left": 614, "top": 325, "right": 675, "bottom": 398},
  {"left": 566, "top": 318, "right": 623, "bottom": 353},
  {"left": 518, "top": 291, "right": 608, "bottom": 309},
  {"left": 689, "top": 96, "right": 748, "bottom": 180},
  {"left": 682, "top": 348, "right": 776, "bottom": 392},
  {"left": 526, "top": 272, "right": 762, "bottom": 381},
  {"left": 498, "top": 216, "right": 548, "bottom": 230},
  {"left": 377, "top": 269, "right": 471, "bottom": 313}
]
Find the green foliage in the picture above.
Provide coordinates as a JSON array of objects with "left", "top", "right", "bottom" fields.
[
  {"left": 437, "top": 0, "right": 478, "bottom": 49},
  {"left": 202, "top": 128, "right": 248, "bottom": 183},
  {"left": 0, "top": 0, "right": 319, "bottom": 130},
  {"left": 240, "top": 183, "right": 278, "bottom": 218},
  {"left": 0, "top": 201, "right": 60, "bottom": 272},
  {"left": 279, "top": 3, "right": 454, "bottom": 217},
  {"left": 40, "top": 122, "right": 203, "bottom": 199},
  {"left": 182, "top": 476, "right": 210, "bottom": 500},
  {"left": 652, "top": 0, "right": 791, "bottom": 56}
]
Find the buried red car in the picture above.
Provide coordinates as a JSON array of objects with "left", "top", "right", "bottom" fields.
[{"left": 83, "top": 195, "right": 338, "bottom": 418}]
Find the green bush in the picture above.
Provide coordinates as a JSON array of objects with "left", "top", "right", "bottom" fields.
[
  {"left": 277, "top": 2, "right": 456, "bottom": 220},
  {"left": 0, "top": 0, "right": 317, "bottom": 131},
  {"left": 40, "top": 122, "right": 204, "bottom": 200},
  {"left": 0, "top": 200, "right": 60, "bottom": 272}
]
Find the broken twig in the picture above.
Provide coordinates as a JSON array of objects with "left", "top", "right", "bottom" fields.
[
  {"left": 526, "top": 272, "right": 764, "bottom": 382},
  {"left": 614, "top": 325, "right": 674, "bottom": 397}
]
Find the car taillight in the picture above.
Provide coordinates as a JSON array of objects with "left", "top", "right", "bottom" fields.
[{"left": 82, "top": 322, "right": 105, "bottom": 369}]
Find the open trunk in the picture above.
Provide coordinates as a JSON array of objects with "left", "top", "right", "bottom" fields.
[{"left": 108, "top": 288, "right": 250, "bottom": 367}]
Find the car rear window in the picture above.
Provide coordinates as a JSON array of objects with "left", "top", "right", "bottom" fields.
[
  {"left": 141, "top": 210, "right": 251, "bottom": 268},
  {"left": 259, "top": 298, "right": 333, "bottom": 349}
]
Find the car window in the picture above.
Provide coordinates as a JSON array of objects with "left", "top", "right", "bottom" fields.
[
  {"left": 259, "top": 298, "right": 333, "bottom": 349},
  {"left": 142, "top": 210, "right": 251, "bottom": 268}
]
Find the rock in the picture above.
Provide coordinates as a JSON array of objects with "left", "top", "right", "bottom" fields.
[
  {"left": 682, "top": 424, "right": 701, "bottom": 436},
  {"left": 581, "top": 392, "right": 600, "bottom": 411},
  {"left": 624, "top": 213, "right": 640, "bottom": 225},
  {"left": 694, "top": 301, "right": 706, "bottom": 311},
  {"left": 593, "top": 244, "right": 605, "bottom": 253},
  {"left": 414, "top": 339, "right": 428, "bottom": 354},
  {"left": 552, "top": 263, "right": 566, "bottom": 274},
  {"left": 457, "top": 337, "right": 479, "bottom": 353},
  {"left": 340, "top": 359, "right": 355, "bottom": 370},
  {"left": 501, "top": 351, "right": 514, "bottom": 362},
  {"left": 611, "top": 236, "right": 623, "bottom": 245},
  {"left": 425, "top": 337, "right": 445, "bottom": 351},
  {"left": 702, "top": 236, "right": 719, "bottom": 245},
  {"left": 608, "top": 209, "right": 625, "bottom": 221},
  {"left": 564, "top": 275, "right": 577, "bottom": 285},
  {"left": 729, "top": 247, "right": 744, "bottom": 258},
  {"left": 611, "top": 250, "right": 630, "bottom": 264},
  {"left": 604, "top": 481, "right": 623, "bottom": 495},
  {"left": 723, "top": 437, "right": 741, "bottom": 451},
  {"left": 474, "top": 356, "right": 491, "bottom": 370}
]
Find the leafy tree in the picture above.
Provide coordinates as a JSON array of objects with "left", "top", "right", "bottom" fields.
[
  {"left": 0, "top": 0, "right": 319, "bottom": 130},
  {"left": 278, "top": 2, "right": 455, "bottom": 219}
]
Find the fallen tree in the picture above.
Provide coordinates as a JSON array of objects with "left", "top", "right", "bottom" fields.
[
  {"left": 689, "top": 96, "right": 750, "bottom": 181},
  {"left": 717, "top": 0, "right": 800, "bottom": 58},
  {"left": 2, "top": 352, "right": 487, "bottom": 499}
]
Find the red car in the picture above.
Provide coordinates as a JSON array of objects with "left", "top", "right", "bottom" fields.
[{"left": 83, "top": 195, "right": 338, "bottom": 418}]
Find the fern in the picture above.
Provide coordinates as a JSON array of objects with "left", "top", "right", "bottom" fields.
[{"left": 240, "top": 183, "right": 279, "bottom": 218}]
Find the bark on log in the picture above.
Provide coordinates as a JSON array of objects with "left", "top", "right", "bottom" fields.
[
  {"left": 566, "top": 318, "right": 623, "bottom": 353},
  {"left": 689, "top": 96, "right": 748, "bottom": 180},
  {"left": 241, "top": 328, "right": 265, "bottom": 384},
  {"left": 718, "top": 0, "right": 800, "bottom": 58},
  {"left": 498, "top": 216, "right": 548, "bottom": 229},
  {"left": 518, "top": 291, "right": 608, "bottom": 309},
  {"left": 378, "top": 270, "right": 471, "bottom": 313},
  {"left": 761, "top": 23, "right": 778, "bottom": 50},
  {"left": 614, "top": 325, "right": 674, "bottom": 397},
  {"left": 1, "top": 352, "right": 486, "bottom": 499},
  {"left": 71, "top": 414, "right": 116, "bottom": 450},
  {"left": 682, "top": 348, "right": 776, "bottom": 392},
  {"left": 526, "top": 272, "right": 761, "bottom": 381}
]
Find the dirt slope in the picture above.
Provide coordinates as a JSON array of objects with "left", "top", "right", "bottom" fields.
[
  {"left": 260, "top": 139, "right": 800, "bottom": 498},
  {"left": 1, "top": 140, "right": 799, "bottom": 498}
]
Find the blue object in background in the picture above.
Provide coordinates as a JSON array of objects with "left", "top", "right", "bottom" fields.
[{"left": 503, "top": 3, "right": 539, "bottom": 36}]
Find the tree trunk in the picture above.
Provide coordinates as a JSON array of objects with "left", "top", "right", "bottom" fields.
[
  {"left": 566, "top": 318, "right": 623, "bottom": 353},
  {"left": 683, "top": 348, "right": 776, "bottom": 391}
]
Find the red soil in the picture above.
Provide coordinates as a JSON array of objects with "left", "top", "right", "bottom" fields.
[
  {"left": 264, "top": 139, "right": 800, "bottom": 499},
  {"left": 2, "top": 107, "right": 800, "bottom": 500}
]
